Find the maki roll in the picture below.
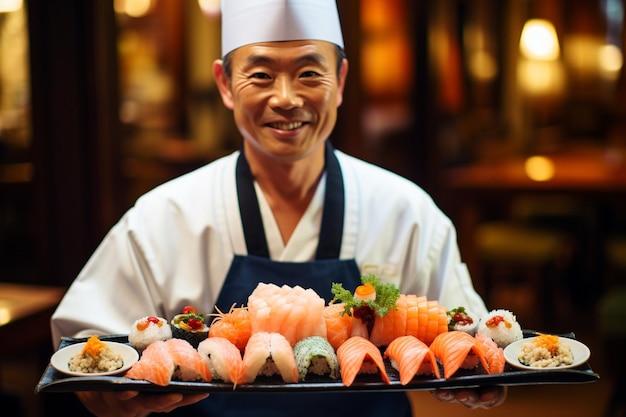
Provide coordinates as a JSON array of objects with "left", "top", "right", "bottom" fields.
[
  {"left": 293, "top": 336, "right": 340, "bottom": 381},
  {"left": 446, "top": 306, "right": 479, "bottom": 335},
  {"left": 476, "top": 309, "right": 523, "bottom": 348},
  {"left": 129, "top": 316, "right": 172, "bottom": 352},
  {"left": 171, "top": 305, "right": 209, "bottom": 348}
]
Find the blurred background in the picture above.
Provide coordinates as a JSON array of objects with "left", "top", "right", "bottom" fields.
[{"left": 1, "top": 0, "right": 625, "bottom": 416}]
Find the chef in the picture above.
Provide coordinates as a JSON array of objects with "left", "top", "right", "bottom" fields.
[{"left": 50, "top": 1, "right": 505, "bottom": 416}]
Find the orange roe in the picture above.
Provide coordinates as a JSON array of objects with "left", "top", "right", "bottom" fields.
[
  {"left": 486, "top": 315, "right": 512, "bottom": 328},
  {"left": 83, "top": 335, "right": 107, "bottom": 358},
  {"left": 535, "top": 334, "right": 560, "bottom": 356},
  {"left": 354, "top": 283, "right": 376, "bottom": 301},
  {"left": 136, "top": 317, "right": 163, "bottom": 331}
]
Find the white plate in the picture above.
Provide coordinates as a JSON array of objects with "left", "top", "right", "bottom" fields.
[
  {"left": 503, "top": 336, "right": 590, "bottom": 370},
  {"left": 51, "top": 341, "right": 139, "bottom": 377}
]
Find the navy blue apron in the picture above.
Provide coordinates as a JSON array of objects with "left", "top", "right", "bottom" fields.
[{"left": 170, "top": 143, "right": 412, "bottom": 417}]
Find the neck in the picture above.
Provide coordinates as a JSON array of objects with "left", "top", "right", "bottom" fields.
[
  {"left": 243, "top": 142, "right": 327, "bottom": 243},
  {"left": 244, "top": 142, "right": 326, "bottom": 199}
]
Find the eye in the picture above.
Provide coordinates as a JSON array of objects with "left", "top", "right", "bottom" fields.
[
  {"left": 250, "top": 72, "right": 271, "bottom": 79},
  {"left": 300, "top": 70, "right": 319, "bottom": 78}
]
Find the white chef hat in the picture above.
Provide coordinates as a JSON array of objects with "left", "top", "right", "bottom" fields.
[{"left": 220, "top": 0, "right": 344, "bottom": 57}]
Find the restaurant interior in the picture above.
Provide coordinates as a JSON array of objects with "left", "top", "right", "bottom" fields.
[{"left": 1, "top": 0, "right": 625, "bottom": 416}]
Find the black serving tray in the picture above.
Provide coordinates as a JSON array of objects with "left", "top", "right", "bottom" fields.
[{"left": 35, "top": 331, "right": 599, "bottom": 394}]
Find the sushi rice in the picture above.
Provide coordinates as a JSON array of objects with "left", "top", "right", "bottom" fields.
[
  {"left": 476, "top": 309, "right": 523, "bottom": 348},
  {"left": 129, "top": 316, "right": 172, "bottom": 351},
  {"left": 68, "top": 335, "right": 123, "bottom": 374}
]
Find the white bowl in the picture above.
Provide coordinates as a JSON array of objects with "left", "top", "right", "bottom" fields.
[
  {"left": 503, "top": 336, "right": 590, "bottom": 370},
  {"left": 51, "top": 341, "right": 139, "bottom": 377}
]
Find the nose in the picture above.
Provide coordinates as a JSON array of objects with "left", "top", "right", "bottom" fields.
[{"left": 268, "top": 77, "right": 303, "bottom": 109}]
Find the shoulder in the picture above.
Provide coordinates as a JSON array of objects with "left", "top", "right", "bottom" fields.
[
  {"left": 335, "top": 149, "right": 445, "bottom": 217},
  {"left": 126, "top": 151, "right": 239, "bottom": 228},
  {"left": 134, "top": 152, "right": 238, "bottom": 206}
]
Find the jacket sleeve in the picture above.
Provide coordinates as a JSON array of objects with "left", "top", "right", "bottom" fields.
[
  {"left": 430, "top": 219, "right": 488, "bottom": 317},
  {"left": 50, "top": 211, "right": 162, "bottom": 349}
]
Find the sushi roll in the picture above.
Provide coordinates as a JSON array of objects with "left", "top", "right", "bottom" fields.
[
  {"left": 171, "top": 305, "right": 209, "bottom": 348},
  {"left": 293, "top": 336, "right": 340, "bottom": 381},
  {"left": 129, "top": 316, "right": 172, "bottom": 352},
  {"left": 446, "top": 306, "right": 479, "bottom": 335},
  {"left": 476, "top": 309, "right": 523, "bottom": 348}
]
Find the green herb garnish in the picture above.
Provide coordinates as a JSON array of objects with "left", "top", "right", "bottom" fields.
[{"left": 331, "top": 274, "right": 400, "bottom": 318}]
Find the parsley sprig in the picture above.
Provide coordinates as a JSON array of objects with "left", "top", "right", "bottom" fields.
[{"left": 331, "top": 274, "right": 400, "bottom": 317}]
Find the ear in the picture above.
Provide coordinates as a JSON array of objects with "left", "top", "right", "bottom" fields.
[
  {"left": 336, "top": 58, "right": 349, "bottom": 107},
  {"left": 213, "top": 59, "right": 234, "bottom": 110}
]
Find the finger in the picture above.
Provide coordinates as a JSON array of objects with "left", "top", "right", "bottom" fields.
[
  {"left": 478, "top": 385, "right": 507, "bottom": 408},
  {"left": 454, "top": 389, "right": 479, "bottom": 409},
  {"left": 114, "top": 390, "right": 140, "bottom": 401},
  {"left": 430, "top": 388, "right": 456, "bottom": 402}
]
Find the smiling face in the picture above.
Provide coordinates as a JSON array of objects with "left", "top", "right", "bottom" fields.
[{"left": 214, "top": 40, "right": 348, "bottom": 164}]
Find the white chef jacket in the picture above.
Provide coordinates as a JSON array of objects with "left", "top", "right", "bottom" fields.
[{"left": 50, "top": 149, "right": 487, "bottom": 348}]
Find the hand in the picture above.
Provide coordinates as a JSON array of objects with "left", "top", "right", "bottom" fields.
[
  {"left": 431, "top": 385, "right": 507, "bottom": 409},
  {"left": 76, "top": 390, "right": 210, "bottom": 417}
]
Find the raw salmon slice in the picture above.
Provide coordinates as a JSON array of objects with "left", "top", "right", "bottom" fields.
[
  {"left": 475, "top": 333, "right": 505, "bottom": 374},
  {"left": 247, "top": 283, "right": 326, "bottom": 346},
  {"left": 336, "top": 336, "right": 390, "bottom": 387},
  {"left": 384, "top": 335, "right": 441, "bottom": 384},
  {"left": 242, "top": 332, "right": 298, "bottom": 383},
  {"left": 197, "top": 337, "right": 245, "bottom": 386},
  {"left": 323, "top": 302, "right": 353, "bottom": 350},
  {"left": 124, "top": 340, "right": 174, "bottom": 386},
  {"left": 166, "top": 338, "right": 212, "bottom": 382},
  {"left": 430, "top": 330, "right": 489, "bottom": 379}
]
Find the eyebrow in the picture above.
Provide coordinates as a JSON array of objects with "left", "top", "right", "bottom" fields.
[{"left": 244, "top": 52, "right": 329, "bottom": 68}]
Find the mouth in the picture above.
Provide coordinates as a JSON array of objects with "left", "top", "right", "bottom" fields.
[{"left": 267, "top": 121, "right": 305, "bottom": 131}]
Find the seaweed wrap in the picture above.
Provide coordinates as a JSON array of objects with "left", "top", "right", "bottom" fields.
[
  {"left": 293, "top": 336, "right": 340, "bottom": 381},
  {"left": 171, "top": 305, "right": 209, "bottom": 348}
]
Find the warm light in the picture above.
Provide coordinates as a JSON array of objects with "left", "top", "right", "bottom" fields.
[
  {"left": 198, "top": 0, "right": 221, "bottom": 17},
  {"left": 468, "top": 50, "right": 498, "bottom": 81},
  {"left": 524, "top": 156, "right": 555, "bottom": 182},
  {"left": 0, "top": 307, "right": 10, "bottom": 326},
  {"left": 114, "top": 0, "right": 153, "bottom": 18},
  {"left": 599, "top": 44, "right": 623, "bottom": 79},
  {"left": 520, "top": 19, "right": 560, "bottom": 61},
  {"left": 517, "top": 59, "right": 565, "bottom": 96},
  {"left": 0, "top": 0, "right": 21, "bottom": 13}
]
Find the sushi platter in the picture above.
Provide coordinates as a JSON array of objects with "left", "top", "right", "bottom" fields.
[{"left": 36, "top": 331, "right": 599, "bottom": 395}]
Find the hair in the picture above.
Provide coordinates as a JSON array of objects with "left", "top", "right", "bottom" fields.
[{"left": 221, "top": 44, "right": 347, "bottom": 82}]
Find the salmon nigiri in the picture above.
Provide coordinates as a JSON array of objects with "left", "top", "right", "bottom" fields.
[
  {"left": 124, "top": 340, "right": 174, "bottom": 386},
  {"left": 166, "top": 338, "right": 212, "bottom": 382},
  {"left": 430, "top": 331, "right": 489, "bottom": 379},
  {"left": 336, "top": 336, "right": 390, "bottom": 387},
  {"left": 242, "top": 332, "right": 298, "bottom": 383},
  {"left": 475, "top": 333, "right": 505, "bottom": 374},
  {"left": 197, "top": 337, "right": 246, "bottom": 386},
  {"left": 384, "top": 335, "right": 441, "bottom": 384}
]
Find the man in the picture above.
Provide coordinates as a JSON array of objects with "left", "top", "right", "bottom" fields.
[{"left": 51, "top": 1, "right": 506, "bottom": 415}]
